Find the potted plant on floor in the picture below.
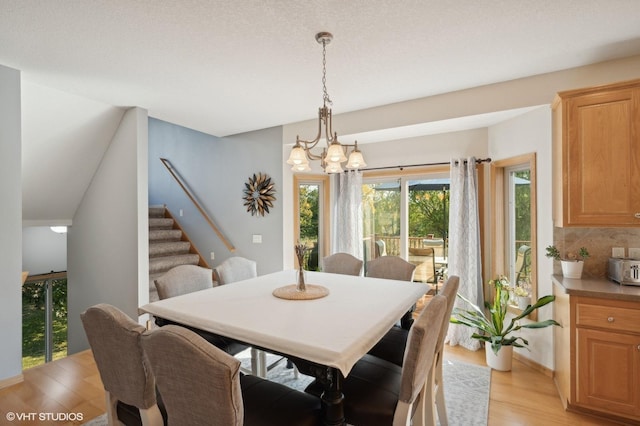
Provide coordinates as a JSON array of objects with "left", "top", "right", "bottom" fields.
[
  {"left": 450, "top": 275, "right": 561, "bottom": 371},
  {"left": 514, "top": 284, "right": 532, "bottom": 310},
  {"left": 545, "top": 245, "right": 589, "bottom": 279}
]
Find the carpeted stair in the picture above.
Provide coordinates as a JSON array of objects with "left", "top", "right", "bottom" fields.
[{"left": 148, "top": 206, "right": 207, "bottom": 301}]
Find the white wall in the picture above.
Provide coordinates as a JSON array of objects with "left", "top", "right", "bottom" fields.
[
  {"left": 283, "top": 55, "right": 640, "bottom": 142},
  {"left": 67, "top": 107, "right": 148, "bottom": 354},
  {"left": 22, "top": 227, "right": 67, "bottom": 275},
  {"left": 0, "top": 64, "right": 23, "bottom": 383},
  {"left": 359, "top": 128, "right": 488, "bottom": 169},
  {"left": 488, "top": 106, "right": 554, "bottom": 368}
]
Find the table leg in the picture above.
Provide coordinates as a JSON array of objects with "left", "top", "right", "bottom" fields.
[{"left": 320, "top": 367, "right": 345, "bottom": 426}]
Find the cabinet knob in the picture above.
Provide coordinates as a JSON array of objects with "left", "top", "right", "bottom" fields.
[
  {"left": 635, "top": 212, "right": 640, "bottom": 219},
  {"left": 607, "top": 317, "right": 615, "bottom": 322},
  {"left": 638, "top": 345, "right": 640, "bottom": 351}
]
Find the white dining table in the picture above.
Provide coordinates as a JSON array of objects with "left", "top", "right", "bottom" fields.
[{"left": 139, "top": 269, "right": 428, "bottom": 425}]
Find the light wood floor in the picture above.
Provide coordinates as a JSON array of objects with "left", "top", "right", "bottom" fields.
[{"left": 0, "top": 346, "right": 624, "bottom": 426}]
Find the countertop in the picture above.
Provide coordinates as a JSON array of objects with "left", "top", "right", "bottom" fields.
[{"left": 552, "top": 274, "right": 640, "bottom": 302}]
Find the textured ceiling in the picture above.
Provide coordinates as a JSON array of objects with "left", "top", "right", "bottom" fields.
[
  {"left": 4, "top": 0, "right": 640, "bottom": 223},
  {"left": 2, "top": 0, "right": 640, "bottom": 137}
]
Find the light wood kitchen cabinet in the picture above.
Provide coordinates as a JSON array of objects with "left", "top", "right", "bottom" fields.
[
  {"left": 554, "top": 285, "right": 640, "bottom": 423},
  {"left": 552, "top": 79, "right": 640, "bottom": 227}
]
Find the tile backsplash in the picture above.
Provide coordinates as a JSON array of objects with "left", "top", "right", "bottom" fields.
[{"left": 553, "top": 227, "right": 640, "bottom": 278}]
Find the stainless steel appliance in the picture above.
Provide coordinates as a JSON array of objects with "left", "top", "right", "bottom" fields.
[{"left": 608, "top": 257, "right": 640, "bottom": 286}]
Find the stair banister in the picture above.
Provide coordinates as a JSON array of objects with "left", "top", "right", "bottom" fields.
[{"left": 160, "top": 158, "right": 235, "bottom": 253}]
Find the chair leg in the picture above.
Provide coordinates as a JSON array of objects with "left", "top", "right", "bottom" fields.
[
  {"left": 105, "top": 391, "right": 123, "bottom": 426},
  {"left": 435, "top": 356, "right": 448, "bottom": 426},
  {"left": 140, "top": 405, "right": 164, "bottom": 426},
  {"left": 391, "top": 400, "right": 412, "bottom": 426},
  {"left": 420, "top": 366, "right": 438, "bottom": 426}
]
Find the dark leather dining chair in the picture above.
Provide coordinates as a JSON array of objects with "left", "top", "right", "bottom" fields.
[
  {"left": 306, "top": 295, "right": 447, "bottom": 426},
  {"left": 81, "top": 304, "right": 166, "bottom": 426},
  {"left": 322, "top": 252, "right": 363, "bottom": 276},
  {"left": 142, "top": 325, "right": 322, "bottom": 426}
]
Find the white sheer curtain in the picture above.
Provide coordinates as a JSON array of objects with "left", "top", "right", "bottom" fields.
[
  {"left": 332, "top": 170, "right": 363, "bottom": 260},
  {"left": 446, "top": 157, "right": 484, "bottom": 351}
]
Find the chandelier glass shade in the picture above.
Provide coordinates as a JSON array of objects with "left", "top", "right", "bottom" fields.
[{"left": 287, "top": 32, "right": 366, "bottom": 173}]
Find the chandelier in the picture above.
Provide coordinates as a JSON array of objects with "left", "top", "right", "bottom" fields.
[{"left": 287, "top": 32, "right": 366, "bottom": 173}]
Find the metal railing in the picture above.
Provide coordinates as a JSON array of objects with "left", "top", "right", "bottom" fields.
[
  {"left": 22, "top": 271, "right": 67, "bottom": 366},
  {"left": 366, "top": 235, "right": 446, "bottom": 257}
]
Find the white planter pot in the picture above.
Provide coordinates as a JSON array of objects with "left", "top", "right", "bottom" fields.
[
  {"left": 561, "top": 260, "right": 584, "bottom": 279},
  {"left": 517, "top": 296, "right": 532, "bottom": 310},
  {"left": 485, "top": 342, "right": 513, "bottom": 371}
]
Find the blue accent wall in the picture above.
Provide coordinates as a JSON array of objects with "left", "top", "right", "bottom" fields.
[{"left": 148, "top": 118, "right": 284, "bottom": 275}]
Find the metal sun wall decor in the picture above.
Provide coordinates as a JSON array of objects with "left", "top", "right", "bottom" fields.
[{"left": 243, "top": 172, "right": 276, "bottom": 216}]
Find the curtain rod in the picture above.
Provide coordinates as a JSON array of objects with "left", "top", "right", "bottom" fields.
[{"left": 360, "top": 157, "right": 492, "bottom": 172}]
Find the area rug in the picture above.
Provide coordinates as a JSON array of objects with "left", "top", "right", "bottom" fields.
[
  {"left": 440, "top": 358, "right": 491, "bottom": 426},
  {"left": 83, "top": 353, "right": 490, "bottom": 426}
]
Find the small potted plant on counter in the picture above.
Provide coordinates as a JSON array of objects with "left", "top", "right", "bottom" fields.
[
  {"left": 546, "top": 245, "right": 590, "bottom": 279},
  {"left": 450, "top": 275, "right": 560, "bottom": 371}
]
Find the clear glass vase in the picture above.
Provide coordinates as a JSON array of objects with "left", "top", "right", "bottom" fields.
[{"left": 296, "top": 267, "right": 306, "bottom": 292}]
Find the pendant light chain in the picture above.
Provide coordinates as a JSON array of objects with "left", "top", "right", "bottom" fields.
[{"left": 321, "top": 39, "right": 332, "bottom": 107}]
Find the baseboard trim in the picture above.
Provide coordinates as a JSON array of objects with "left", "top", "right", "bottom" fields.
[
  {"left": 0, "top": 373, "right": 24, "bottom": 389},
  {"left": 513, "top": 352, "right": 554, "bottom": 377}
]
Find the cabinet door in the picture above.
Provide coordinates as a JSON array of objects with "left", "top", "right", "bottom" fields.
[
  {"left": 576, "top": 328, "right": 640, "bottom": 417},
  {"left": 565, "top": 87, "right": 640, "bottom": 226}
]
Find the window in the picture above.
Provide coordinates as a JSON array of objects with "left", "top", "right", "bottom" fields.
[
  {"left": 491, "top": 153, "right": 537, "bottom": 317},
  {"left": 293, "top": 175, "right": 329, "bottom": 271}
]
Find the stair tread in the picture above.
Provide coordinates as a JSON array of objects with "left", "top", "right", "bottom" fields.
[
  {"left": 149, "top": 229, "right": 183, "bottom": 241},
  {"left": 149, "top": 253, "right": 200, "bottom": 274},
  {"left": 149, "top": 241, "right": 191, "bottom": 257},
  {"left": 149, "top": 218, "right": 174, "bottom": 229},
  {"left": 149, "top": 206, "right": 166, "bottom": 218}
]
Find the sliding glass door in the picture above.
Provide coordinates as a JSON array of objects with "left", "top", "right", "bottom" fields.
[
  {"left": 362, "top": 173, "right": 450, "bottom": 281},
  {"left": 362, "top": 180, "right": 401, "bottom": 273}
]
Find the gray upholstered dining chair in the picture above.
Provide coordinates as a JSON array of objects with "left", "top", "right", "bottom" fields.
[
  {"left": 366, "top": 276, "right": 460, "bottom": 425},
  {"left": 214, "top": 256, "right": 258, "bottom": 284},
  {"left": 81, "top": 304, "right": 165, "bottom": 426},
  {"left": 153, "top": 264, "right": 248, "bottom": 357},
  {"left": 409, "top": 247, "right": 437, "bottom": 284},
  {"left": 306, "top": 295, "right": 447, "bottom": 426},
  {"left": 366, "top": 256, "right": 417, "bottom": 282},
  {"left": 322, "top": 252, "right": 363, "bottom": 276},
  {"left": 141, "top": 325, "right": 322, "bottom": 426},
  {"left": 154, "top": 264, "right": 215, "bottom": 300},
  {"left": 366, "top": 256, "right": 418, "bottom": 329}
]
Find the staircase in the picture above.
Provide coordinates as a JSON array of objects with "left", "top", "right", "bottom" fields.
[{"left": 148, "top": 206, "right": 209, "bottom": 301}]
